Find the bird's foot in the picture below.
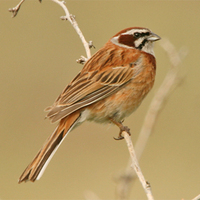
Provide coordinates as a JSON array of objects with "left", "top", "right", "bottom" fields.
[
  {"left": 110, "top": 119, "right": 131, "bottom": 140},
  {"left": 113, "top": 125, "right": 131, "bottom": 140}
]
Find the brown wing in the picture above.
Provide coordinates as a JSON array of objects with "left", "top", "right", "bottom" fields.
[{"left": 46, "top": 44, "right": 142, "bottom": 123}]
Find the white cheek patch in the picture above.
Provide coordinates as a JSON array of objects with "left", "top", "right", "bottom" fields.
[{"left": 134, "top": 38, "right": 144, "bottom": 48}]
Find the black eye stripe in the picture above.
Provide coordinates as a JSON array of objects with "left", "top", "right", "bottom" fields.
[{"left": 134, "top": 32, "right": 150, "bottom": 38}]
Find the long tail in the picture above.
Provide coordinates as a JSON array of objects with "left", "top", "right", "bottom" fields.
[{"left": 18, "top": 112, "right": 81, "bottom": 183}]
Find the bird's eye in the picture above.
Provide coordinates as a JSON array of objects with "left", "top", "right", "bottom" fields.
[{"left": 134, "top": 32, "right": 141, "bottom": 38}]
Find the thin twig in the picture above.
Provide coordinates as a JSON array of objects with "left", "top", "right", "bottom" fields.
[
  {"left": 8, "top": 0, "right": 26, "bottom": 17},
  {"left": 8, "top": 0, "right": 42, "bottom": 17},
  {"left": 51, "top": 0, "right": 91, "bottom": 60},
  {"left": 122, "top": 131, "right": 154, "bottom": 200},
  {"left": 9, "top": 0, "right": 91, "bottom": 60}
]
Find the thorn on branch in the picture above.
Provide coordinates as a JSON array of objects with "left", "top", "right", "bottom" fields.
[
  {"left": 9, "top": 0, "right": 42, "bottom": 18},
  {"left": 8, "top": 0, "right": 24, "bottom": 18},
  {"left": 60, "top": 14, "right": 75, "bottom": 21},
  {"left": 70, "top": 14, "right": 76, "bottom": 21},
  {"left": 88, "top": 41, "right": 95, "bottom": 49},
  {"left": 146, "top": 181, "right": 151, "bottom": 189},
  {"left": 8, "top": 7, "right": 19, "bottom": 18},
  {"left": 60, "top": 16, "right": 68, "bottom": 20},
  {"left": 76, "top": 56, "right": 88, "bottom": 65}
]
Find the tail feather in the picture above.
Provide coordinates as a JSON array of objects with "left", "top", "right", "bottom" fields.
[{"left": 18, "top": 112, "right": 81, "bottom": 183}]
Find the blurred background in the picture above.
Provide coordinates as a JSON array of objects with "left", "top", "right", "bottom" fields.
[{"left": 0, "top": 0, "right": 200, "bottom": 199}]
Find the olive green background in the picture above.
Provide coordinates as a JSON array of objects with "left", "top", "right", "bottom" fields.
[{"left": 0, "top": 0, "right": 200, "bottom": 199}]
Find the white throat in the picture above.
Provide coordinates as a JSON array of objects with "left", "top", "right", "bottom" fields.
[{"left": 142, "top": 41, "right": 155, "bottom": 56}]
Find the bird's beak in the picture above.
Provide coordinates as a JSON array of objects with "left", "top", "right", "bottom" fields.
[{"left": 148, "top": 32, "right": 161, "bottom": 42}]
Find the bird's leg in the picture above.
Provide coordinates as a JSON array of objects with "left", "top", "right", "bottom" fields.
[{"left": 110, "top": 118, "right": 131, "bottom": 140}]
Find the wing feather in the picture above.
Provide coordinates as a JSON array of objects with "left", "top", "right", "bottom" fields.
[
  {"left": 49, "top": 84, "right": 126, "bottom": 123},
  {"left": 46, "top": 45, "right": 142, "bottom": 122}
]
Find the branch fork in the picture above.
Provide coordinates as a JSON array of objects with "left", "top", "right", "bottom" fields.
[{"left": 8, "top": 0, "right": 26, "bottom": 17}]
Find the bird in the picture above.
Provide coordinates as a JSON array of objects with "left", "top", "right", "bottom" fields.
[{"left": 18, "top": 27, "right": 160, "bottom": 183}]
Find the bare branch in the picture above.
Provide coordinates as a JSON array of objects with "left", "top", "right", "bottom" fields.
[
  {"left": 192, "top": 194, "right": 200, "bottom": 200},
  {"left": 8, "top": 0, "right": 26, "bottom": 18},
  {"left": 9, "top": 0, "right": 91, "bottom": 59},
  {"left": 8, "top": 0, "right": 42, "bottom": 17},
  {"left": 122, "top": 131, "right": 154, "bottom": 200},
  {"left": 51, "top": 0, "right": 91, "bottom": 59},
  {"left": 88, "top": 41, "right": 96, "bottom": 49}
]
